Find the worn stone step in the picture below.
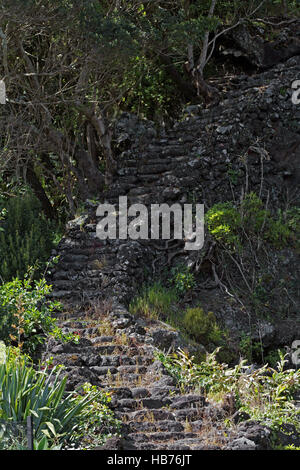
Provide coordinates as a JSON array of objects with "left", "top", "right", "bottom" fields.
[
  {"left": 172, "top": 408, "right": 203, "bottom": 421},
  {"left": 114, "top": 397, "right": 169, "bottom": 411},
  {"left": 89, "top": 335, "right": 115, "bottom": 344},
  {"left": 127, "top": 431, "right": 198, "bottom": 443},
  {"left": 121, "top": 409, "right": 175, "bottom": 422},
  {"left": 90, "top": 366, "right": 118, "bottom": 376},
  {"left": 169, "top": 395, "right": 206, "bottom": 409},
  {"left": 100, "top": 355, "right": 153, "bottom": 367},
  {"left": 128, "top": 420, "right": 184, "bottom": 433},
  {"left": 49, "top": 353, "right": 101, "bottom": 367},
  {"left": 104, "top": 386, "right": 133, "bottom": 398},
  {"left": 116, "top": 365, "right": 148, "bottom": 375}
]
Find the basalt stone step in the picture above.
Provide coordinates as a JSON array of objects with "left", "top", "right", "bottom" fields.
[
  {"left": 50, "top": 279, "right": 100, "bottom": 290},
  {"left": 169, "top": 395, "right": 206, "bottom": 409},
  {"left": 104, "top": 386, "right": 133, "bottom": 398},
  {"left": 89, "top": 344, "right": 118, "bottom": 354},
  {"left": 49, "top": 353, "right": 102, "bottom": 367},
  {"left": 172, "top": 408, "right": 203, "bottom": 421},
  {"left": 117, "top": 365, "right": 148, "bottom": 375},
  {"left": 133, "top": 442, "right": 174, "bottom": 450},
  {"left": 129, "top": 420, "right": 185, "bottom": 433},
  {"left": 131, "top": 387, "right": 151, "bottom": 398},
  {"left": 49, "top": 289, "right": 102, "bottom": 300},
  {"left": 90, "top": 336, "right": 115, "bottom": 344},
  {"left": 115, "top": 397, "right": 170, "bottom": 412},
  {"left": 125, "top": 409, "right": 175, "bottom": 422},
  {"left": 98, "top": 356, "right": 121, "bottom": 367},
  {"left": 44, "top": 342, "right": 95, "bottom": 355},
  {"left": 99, "top": 355, "right": 152, "bottom": 368},
  {"left": 137, "top": 175, "right": 162, "bottom": 182},
  {"left": 127, "top": 186, "right": 155, "bottom": 195},
  {"left": 119, "top": 356, "right": 154, "bottom": 366},
  {"left": 148, "top": 386, "right": 178, "bottom": 398},
  {"left": 127, "top": 431, "right": 198, "bottom": 443},
  {"left": 90, "top": 366, "right": 118, "bottom": 376},
  {"left": 111, "top": 398, "right": 139, "bottom": 410},
  {"left": 93, "top": 344, "right": 153, "bottom": 356}
]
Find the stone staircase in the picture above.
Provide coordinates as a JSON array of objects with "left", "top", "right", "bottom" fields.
[
  {"left": 43, "top": 305, "right": 234, "bottom": 450},
  {"left": 47, "top": 56, "right": 300, "bottom": 307}
]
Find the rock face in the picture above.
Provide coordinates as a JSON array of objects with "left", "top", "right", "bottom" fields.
[
  {"left": 223, "top": 20, "right": 300, "bottom": 70},
  {"left": 45, "top": 50, "right": 300, "bottom": 450}
]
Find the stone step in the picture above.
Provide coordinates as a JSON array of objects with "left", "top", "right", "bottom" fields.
[
  {"left": 101, "top": 355, "right": 153, "bottom": 367},
  {"left": 169, "top": 395, "right": 206, "bottom": 409},
  {"left": 120, "top": 409, "right": 175, "bottom": 422},
  {"left": 128, "top": 420, "right": 184, "bottom": 433},
  {"left": 113, "top": 397, "right": 170, "bottom": 411},
  {"left": 127, "top": 431, "right": 198, "bottom": 443},
  {"left": 172, "top": 408, "right": 203, "bottom": 422}
]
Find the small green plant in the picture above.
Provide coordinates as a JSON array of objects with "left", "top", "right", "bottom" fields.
[
  {"left": 183, "top": 307, "right": 223, "bottom": 346},
  {"left": 227, "top": 165, "right": 240, "bottom": 185},
  {"left": 206, "top": 201, "right": 242, "bottom": 248},
  {"left": 239, "top": 332, "right": 262, "bottom": 363},
  {"left": 0, "top": 278, "right": 78, "bottom": 355},
  {"left": 206, "top": 193, "right": 294, "bottom": 249},
  {"left": 171, "top": 264, "right": 196, "bottom": 293},
  {"left": 129, "top": 282, "right": 178, "bottom": 320}
]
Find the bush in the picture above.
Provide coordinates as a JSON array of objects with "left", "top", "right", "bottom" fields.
[
  {"left": 157, "top": 348, "right": 300, "bottom": 438},
  {"left": 0, "top": 278, "right": 78, "bottom": 355},
  {"left": 0, "top": 192, "right": 57, "bottom": 282},
  {"left": 0, "top": 347, "right": 120, "bottom": 449},
  {"left": 206, "top": 193, "right": 294, "bottom": 250},
  {"left": 206, "top": 201, "right": 242, "bottom": 248},
  {"left": 171, "top": 264, "right": 196, "bottom": 293},
  {"left": 129, "top": 282, "right": 178, "bottom": 320},
  {"left": 183, "top": 307, "right": 222, "bottom": 346}
]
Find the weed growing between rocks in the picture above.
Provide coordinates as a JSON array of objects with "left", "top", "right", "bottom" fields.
[{"left": 156, "top": 347, "right": 300, "bottom": 448}]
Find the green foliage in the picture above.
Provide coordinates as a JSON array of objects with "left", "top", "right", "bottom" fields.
[
  {"left": 0, "top": 278, "right": 78, "bottom": 355},
  {"left": 120, "top": 55, "right": 180, "bottom": 120},
  {"left": 0, "top": 347, "right": 120, "bottom": 449},
  {"left": 171, "top": 264, "right": 196, "bottom": 293},
  {"left": 239, "top": 333, "right": 262, "bottom": 363},
  {"left": 183, "top": 307, "right": 222, "bottom": 346},
  {"left": 206, "top": 193, "right": 294, "bottom": 250},
  {"left": 265, "top": 348, "right": 287, "bottom": 369},
  {"left": 157, "top": 348, "right": 300, "bottom": 437},
  {"left": 129, "top": 282, "right": 178, "bottom": 320},
  {"left": 0, "top": 193, "right": 57, "bottom": 282}
]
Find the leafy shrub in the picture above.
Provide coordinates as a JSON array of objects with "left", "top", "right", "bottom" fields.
[
  {"left": 0, "top": 278, "right": 78, "bottom": 355},
  {"left": 171, "top": 264, "right": 196, "bottom": 293},
  {"left": 206, "top": 201, "right": 242, "bottom": 248},
  {"left": 206, "top": 193, "right": 294, "bottom": 249},
  {"left": 0, "top": 192, "right": 57, "bottom": 282},
  {"left": 0, "top": 347, "right": 120, "bottom": 449},
  {"left": 157, "top": 348, "right": 300, "bottom": 438},
  {"left": 129, "top": 282, "right": 178, "bottom": 320},
  {"left": 121, "top": 54, "right": 181, "bottom": 121},
  {"left": 239, "top": 333, "right": 262, "bottom": 363},
  {"left": 183, "top": 307, "right": 222, "bottom": 346}
]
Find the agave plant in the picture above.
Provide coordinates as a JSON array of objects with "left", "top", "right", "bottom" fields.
[{"left": 0, "top": 348, "right": 115, "bottom": 448}]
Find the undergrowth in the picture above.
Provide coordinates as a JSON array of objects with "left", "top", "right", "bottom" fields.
[{"left": 156, "top": 347, "right": 300, "bottom": 443}]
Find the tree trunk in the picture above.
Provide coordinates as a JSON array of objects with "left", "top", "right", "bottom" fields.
[{"left": 25, "top": 164, "right": 57, "bottom": 220}]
